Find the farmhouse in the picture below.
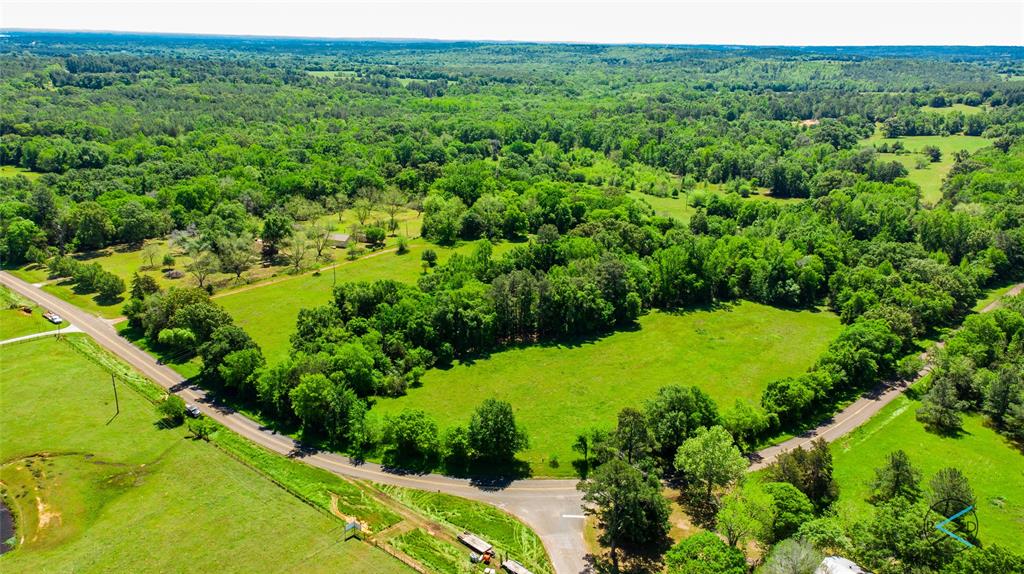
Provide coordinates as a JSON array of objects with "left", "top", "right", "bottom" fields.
[{"left": 328, "top": 233, "right": 351, "bottom": 248}]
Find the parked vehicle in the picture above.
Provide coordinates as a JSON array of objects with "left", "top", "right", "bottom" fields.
[
  {"left": 42, "top": 312, "right": 63, "bottom": 324},
  {"left": 186, "top": 405, "right": 201, "bottom": 418}
]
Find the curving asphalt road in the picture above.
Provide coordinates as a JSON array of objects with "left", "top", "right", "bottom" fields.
[{"left": 2, "top": 270, "right": 1019, "bottom": 574}]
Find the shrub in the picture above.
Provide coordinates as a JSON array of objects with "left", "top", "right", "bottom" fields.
[{"left": 157, "top": 394, "right": 186, "bottom": 426}]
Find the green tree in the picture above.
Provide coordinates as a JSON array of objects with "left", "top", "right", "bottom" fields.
[
  {"left": 218, "top": 347, "right": 265, "bottom": 396},
  {"left": 260, "top": 211, "right": 293, "bottom": 255},
  {"left": 721, "top": 399, "right": 769, "bottom": 452},
  {"left": 157, "top": 394, "right": 187, "bottom": 426},
  {"left": 467, "top": 398, "right": 528, "bottom": 462},
  {"left": 364, "top": 226, "right": 386, "bottom": 247},
  {"left": 715, "top": 487, "right": 772, "bottom": 547},
  {"left": 674, "top": 425, "right": 747, "bottom": 504},
  {"left": 870, "top": 449, "right": 922, "bottom": 503},
  {"left": 916, "top": 375, "right": 967, "bottom": 434},
  {"left": 384, "top": 409, "right": 439, "bottom": 461},
  {"left": 217, "top": 233, "right": 256, "bottom": 279},
  {"left": 187, "top": 250, "right": 220, "bottom": 289},
  {"left": 615, "top": 407, "right": 653, "bottom": 465},
  {"left": 74, "top": 202, "right": 114, "bottom": 250},
  {"left": 664, "top": 531, "right": 745, "bottom": 574},
  {"left": 760, "top": 538, "right": 822, "bottom": 574},
  {"left": 644, "top": 385, "right": 720, "bottom": 465},
  {"left": 762, "top": 482, "right": 815, "bottom": 543},
  {"left": 928, "top": 467, "right": 975, "bottom": 518},
  {"left": 579, "top": 458, "right": 670, "bottom": 568}
]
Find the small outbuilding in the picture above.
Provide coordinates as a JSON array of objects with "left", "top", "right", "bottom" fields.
[
  {"left": 457, "top": 532, "right": 493, "bottom": 555},
  {"left": 328, "top": 233, "right": 351, "bottom": 248},
  {"left": 815, "top": 556, "right": 868, "bottom": 574},
  {"left": 501, "top": 559, "right": 533, "bottom": 574}
]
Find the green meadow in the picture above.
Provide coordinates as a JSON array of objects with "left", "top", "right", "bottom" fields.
[
  {"left": 375, "top": 301, "right": 843, "bottom": 476},
  {"left": 217, "top": 239, "right": 517, "bottom": 361},
  {"left": 831, "top": 391, "right": 1024, "bottom": 549},
  {"left": 861, "top": 130, "right": 990, "bottom": 204},
  {"left": 0, "top": 336, "right": 408, "bottom": 573},
  {"left": 0, "top": 166, "right": 42, "bottom": 181}
]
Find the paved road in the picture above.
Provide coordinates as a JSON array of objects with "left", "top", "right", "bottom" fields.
[
  {"left": 750, "top": 282, "right": 1024, "bottom": 470},
  {"left": 3, "top": 270, "right": 1020, "bottom": 573}
]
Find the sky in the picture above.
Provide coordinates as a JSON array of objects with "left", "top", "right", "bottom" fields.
[{"left": 2, "top": 1, "right": 1022, "bottom": 46}]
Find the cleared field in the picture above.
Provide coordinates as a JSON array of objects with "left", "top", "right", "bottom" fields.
[
  {"left": 831, "top": 391, "right": 1024, "bottom": 549},
  {"left": 861, "top": 131, "right": 990, "bottom": 204},
  {"left": 920, "top": 103, "right": 985, "bottom": 115},
  {"left": 0, "top": 165, "right": 42, "bottom": 180},
  {"left": 217, "top": 239, "right": 517, "bottom": 361},
  {"left": 0, "top": 336, "right": 407, "bottom": 573},
  {"left": 375, "top": 302, "right": 843, "bottom": 476}
]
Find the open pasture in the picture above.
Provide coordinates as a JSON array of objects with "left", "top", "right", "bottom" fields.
[
  {"left": 861, "top": 130, "right": 990, "bottom": 204},
  {"left": 374, "top": 301, "right": 842, "bottom": 476},
  {"left": 0, "top": 336, "right": 407, "bottom": 573}
]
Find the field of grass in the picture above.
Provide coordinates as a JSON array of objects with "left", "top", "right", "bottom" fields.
[
  {"left": 0, "top": 336, "right": 407, "bottom": 573},
  {"left": 391, "top": 528, "right": 470, "bottom": 574},
  {"left": 379, "top": 486, "right": 552, "bottom": 574},
  {"left": 0, "top": 286, "right": 57, "bottom": 340},
  {"left": 217, "top": 239, "right": 517, "bottom": 361},
  {"left": 861, "top": 130, "right": 990, "bottom": 204},
  {"left": 375, "top": 301, "right": 843, "bottom": 476},
  {"left": 920, "top": 103, "right": 984, "bottom": 115},
  {"left": 831, "top": 391, "right": 1024, "bottom": 549},
  {"left": 0, "top": 165, "right": 42, "bottom": 180}
]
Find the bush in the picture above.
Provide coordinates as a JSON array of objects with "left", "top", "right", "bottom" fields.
[
  {"left": 158, "top": 327, "right": 197, "bottom": 349},
  {"left": 396, "top": 235, "right": 409, "bottom": 255},
  {"left": 364, "top": 226, "right": 386, "bottom": 247},
  {"left": 162, "top": 253, "right": 175, "bottom": 267},
  {"left": 157, "top": 394, "right": 186, "bottom": 426}
]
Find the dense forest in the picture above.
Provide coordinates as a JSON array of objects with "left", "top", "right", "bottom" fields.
[{"left": 2, "top": 32, "right": 1024, "bottom": 572}]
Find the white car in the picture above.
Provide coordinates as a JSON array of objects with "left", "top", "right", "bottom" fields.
[{"left": 43, "top": 312, "right": 63, "bottom": 324}]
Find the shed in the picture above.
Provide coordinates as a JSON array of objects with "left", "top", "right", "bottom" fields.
[
  {"left": 501, "top": 559, "right": 533, "bottom": 574},
  {"left": 815, "top": 556, "right": 868, "bottom": 574},
  {"left": 457, "top": 532, "right": 492, "bottom": 554},
  {"left": 329, "top": 233, "right": 351, "bottom": 248}
]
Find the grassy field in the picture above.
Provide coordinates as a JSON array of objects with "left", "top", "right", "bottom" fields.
[
  {"left": 375, "top": 301, "right": 843, "bottom": 476},
  {"left": 831, "top": 391, "right": 1024, "bottom": 549},
  {"left": 217, "top": 239, "right": 517, "bottom": 361},
  {"left": 920, "top": 103, "right": 985, "bottom": 115},
  {"left": 0, "top": 166, "right": 42, "bottom": 180},
  {"left": 0, "top": 286, "right": 57, "bottom": 341},
  {"left": 861, "top": 130, "right": 990, "bottom": 204},
  {"left": 0, "top": 336, "right": 408, "bottom": 573}
]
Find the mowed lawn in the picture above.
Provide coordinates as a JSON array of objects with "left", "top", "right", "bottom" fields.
[
  {"left": 217, "top": 239, "right": 516, "bottom": 361},
  {"left": 832, "top": 393, "right": 1024, "bottom": 549},
  {"left": 0, "top": 337, "right": 408, "bottom": 574},
  {"left": 861, "top": 131, "right": 990, "bottom": 204},
  {"left": 375, "top": 301, "right": 843, "bottom": 476}
]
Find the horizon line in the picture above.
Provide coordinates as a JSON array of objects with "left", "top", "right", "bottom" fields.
[{"left": 3, "top": 27, "right": 1021, "bottom": 49}]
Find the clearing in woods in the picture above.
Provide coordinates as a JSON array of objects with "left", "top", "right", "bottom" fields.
[
  {"left": 861, "top": 130, "right": 990, "bottom": 204},
  {"left": 374, "top": 301, "right": 843, "bottom": 476}
]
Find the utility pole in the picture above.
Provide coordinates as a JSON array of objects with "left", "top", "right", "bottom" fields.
[{"left": 111, "top": 374, "right": 120, "bottom": 415}]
